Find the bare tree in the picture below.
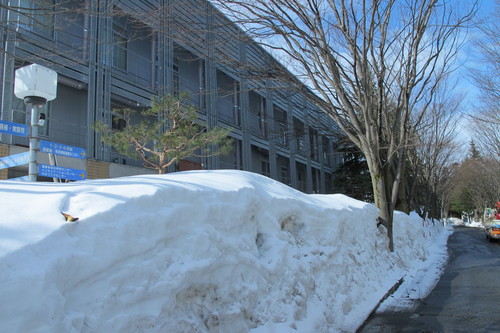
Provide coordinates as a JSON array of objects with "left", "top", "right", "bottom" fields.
[
  {"left": 449, "top": 154, "right": 500, "bottom": 219},
  {"left": 469, "top": 0, "right": 500, "bottom": 162},
  {"left": 406, "top": 83, "right": 463, "bottom": 220},
  {"left": 212, "top": 0, "right": 477, "bottom": 250}
]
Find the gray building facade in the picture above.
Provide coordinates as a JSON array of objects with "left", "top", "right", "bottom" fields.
[{"left": 0, "top": 0, "right": 342, "bottom": 193}]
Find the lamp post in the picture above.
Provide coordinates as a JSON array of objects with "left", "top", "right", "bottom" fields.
[{"left": 14, "top": 64, "right": 57, "bottom": 182}]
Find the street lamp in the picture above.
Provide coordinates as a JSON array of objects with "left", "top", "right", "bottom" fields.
[{"left": 14, "top": 64, "right": 57, "bottom": 182}]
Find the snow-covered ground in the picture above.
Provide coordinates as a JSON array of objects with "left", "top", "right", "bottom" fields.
[
  {"left": 464, "top": 220, "right": 484, "bottom": 229},
  {"left": 0, "top": 170, "right": 451, "bottom": 332},
  {"left": 448, "top": 217, "right": 484, "bottom": 229}
]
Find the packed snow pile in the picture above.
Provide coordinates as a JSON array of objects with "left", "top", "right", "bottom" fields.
[
  {"left": 465, "top": 220, "right": 484, "bottom": 228},
  {"left": 0, "top": 170, "right": 450, "bottom": 332},
  {"left": 447, "top": 217, "right": 465, "bottom": 226}
]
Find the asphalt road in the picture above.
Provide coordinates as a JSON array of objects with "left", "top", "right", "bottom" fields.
[{"left": 358, "top": 226, "right": 500, "bottom": 333}]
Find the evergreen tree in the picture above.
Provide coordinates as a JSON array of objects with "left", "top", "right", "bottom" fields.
[
  {"left": 333, "top": 145, "right": 373, "bottom": 202},
  {"left": 468, "top": 140, "right": 481, "bottom": 160},
  {"left": 95, "top": 94, "right": 232, "bottom": 174}
]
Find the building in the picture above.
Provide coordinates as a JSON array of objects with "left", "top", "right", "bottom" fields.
[{"left": 0, "top": 0, "right": 342, "bottom": 193}]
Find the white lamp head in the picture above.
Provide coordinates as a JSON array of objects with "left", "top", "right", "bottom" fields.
[{"left": 14, "top": 64, "right": 58, "bottom": 102}]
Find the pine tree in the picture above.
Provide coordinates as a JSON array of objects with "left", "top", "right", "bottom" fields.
[
  {"left": 95, "top": 94, "right": 232, "bottom": 174},
  {"left": 468, "top": 140, "right": 481, "bottom": 160},
  {"left": 333, "top": 145, "right": 373, "bottom": 202}
]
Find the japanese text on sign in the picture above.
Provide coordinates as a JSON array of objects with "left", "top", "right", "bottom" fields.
[
  {"left": 38, "top": 164, "right": 87, "bottom": 180},
  {"left": 39, "top": 140, "right": 87, "bottom": 159},
  {"left": 0, "top": 120, "right": 28, "bottom": 137}
]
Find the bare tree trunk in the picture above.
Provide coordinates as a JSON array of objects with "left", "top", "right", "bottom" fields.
[{"left": 373, "top": 171, "right": 394, "bottom": 251}]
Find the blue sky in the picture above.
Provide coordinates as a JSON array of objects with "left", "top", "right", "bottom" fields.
[
  {"left": 457, "top": 0, "right": 496, "bottom": 107},
  {"left": 452, "top": 0, "right": 497, "bottom": 145}
]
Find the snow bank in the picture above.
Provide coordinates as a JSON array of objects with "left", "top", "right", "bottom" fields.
[
  {"left": 447, "top": 217, "right": 464, "bottom": 226},
  {"left": 0, "top": 170, "right": 450, "bottom": 332},
  {"left": 465, "top": 220, "right": 484, "bottom": 228},
  {"left": 377, "top": 215, "right": 451, "bottom": 313}
]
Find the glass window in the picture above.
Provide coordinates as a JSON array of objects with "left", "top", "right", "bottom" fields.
[
  {"left": 293, "top": 118, "right": 305, "bottom": 152},
  {"left": 310, "top": 128, "right": 319, "bottom": 160},
  {"left": 18, "top": 0, "right": 55, "bottom": 38},
  {"left": 198, "top": 59, "right": 206, "bottom": 110},
  {"left": 18, "top": 0, "right": 32, "bottom": 29},
  {"left": 172, "top": 63, "right": 180, "bottom": 97},
  {"left": 111, "top": 114, "right": 126, "bottom": 131},
  {"left": 274, "top": 106, "right": 288, "bottom": 147},
  {"left": 261, "top": 160, "right": 270, "bottom": 177},
  {"left": 216, "top": 69, "right": 240, "bottom": 126},
  {"left": 259, "top": 98, "right": 267, "bottom": 137},
  {"left": 112, "top": 25, "right": 127, "bottom": 70},
  {"left": 322, "top": 136, "right": 331, "bottom": 165},
  {"left": 172, "top": 45, "right": 206, "bottom": 108},
  {"left": 249, "top": 91, "right": 267, "bottom": 138}
]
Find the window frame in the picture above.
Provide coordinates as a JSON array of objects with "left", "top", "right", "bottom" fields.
[
  {"left": 18, "top": 0, "right": 55, "bottom": 38},
  {"left": 112, "top": 24, "right": 128, "bottom": 71}
]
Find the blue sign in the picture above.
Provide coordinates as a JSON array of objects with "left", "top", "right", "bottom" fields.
[
  {"left": 39, "top": 140, "right": 87, "bottom": 159},
  {"left": 0, "top": 152, "right": 29, "bottom": 170},
  {"left": 0, "top": 120, "right": 28, "bottom": 137},
  {"left": 38, "top": 164, "right": 87, "bottom": 180}
]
